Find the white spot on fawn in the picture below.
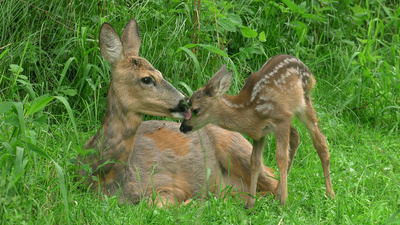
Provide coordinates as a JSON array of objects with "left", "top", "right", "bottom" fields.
[
  {"left": 222, "top": 96, "right": 244, "bottom": 108},
  {"left": 251, "top": 57, "right": 301, "bottom": 102},
  {"left": 255, "top": 103, "right": 274, "bottom": 115}
]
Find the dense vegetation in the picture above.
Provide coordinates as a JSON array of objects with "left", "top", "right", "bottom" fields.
[{"left": 1, "top": 0, "right": 399, "bottom": 224}]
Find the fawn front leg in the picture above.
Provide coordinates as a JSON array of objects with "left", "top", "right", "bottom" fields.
[
  {"left": 247, "top": 137, "right": 266, "bottom": 209},
  {"left": 275, "top": 124, "right": 291, "bottom": 207}
]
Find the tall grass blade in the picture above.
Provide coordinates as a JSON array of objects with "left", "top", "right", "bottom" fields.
[
  {"left": 198, "top": 44, "right": 228, "bottom": 58},
  {"left": 14, "top": 147, "right": 25, "bottom": 178},
  {"left": 53, "top": 159, "right": 70, "bottom": 225},
  {"left": 177, "top": 46, "right": 201, "bottom": 76},
  {"left": 13, "top": 102, "right": 25, "bottom": 138},
  {"left": 58, "top": 57, "right": 77, "bottom": 91},
  {"left": 53, "top": 96, "right": 78, "bottom": 141},
  {"left": 26, "top": 96, "right": 55, "bottom": 117},
  {"left": 26, "top": 142, "right": 51, "bottom": 159}
]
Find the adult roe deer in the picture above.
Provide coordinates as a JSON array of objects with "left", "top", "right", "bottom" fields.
[
  {"left": 77, "top": 18, "right": 278, "bottom": 206},
  {"left": 180, "top": 56, "right": 335, "bottom": 207}
]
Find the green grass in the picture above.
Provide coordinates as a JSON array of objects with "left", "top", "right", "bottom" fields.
[{"left": 1, "top": 0, "right": 399, "bottom": 224}]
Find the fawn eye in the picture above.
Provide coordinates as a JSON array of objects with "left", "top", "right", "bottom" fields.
[
  {"left": 141, "top": 77, "right": 153, "bottom": 85},
  {"left": 192, "top": 108, "right": 200, "bottom": 115}
]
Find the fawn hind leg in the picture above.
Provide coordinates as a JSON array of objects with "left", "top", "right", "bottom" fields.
[
  {"left": 288, "top": 125, "right": 300, "bottom": 173},
  {"left": 298, "top": 102, "right": 335, "bottom": 199},
  {"left": 274, "top": 123, "right": 291, "bottom": 207}
]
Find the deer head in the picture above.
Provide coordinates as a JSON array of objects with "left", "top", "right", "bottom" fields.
[
  {"left": 180, "top": 65, "right": 233, "bottom": 133},
  {"left": 100, "top": 18, "right": 187, "bottom": 119}
]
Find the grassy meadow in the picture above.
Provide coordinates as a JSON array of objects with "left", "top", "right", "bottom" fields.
[{"left": 1, "top": 0, "right": 399, "bottom": 224}]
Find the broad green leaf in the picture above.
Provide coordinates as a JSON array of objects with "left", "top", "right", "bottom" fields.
[
  {"left": 302, "top": 13, "right": 326, "bottom": 22},
  {"left": 228, "top": 13, "right": 242, "bottom": 26},
  {"left": 240, "top": 26, "right": 258, "bottom": 38},
  {"left": 60, "top": 89, "right": 77, "bottom": 96},
  {"left": 0, "top": 102, "right": 12, "bottom": 113},
  {"left": 281, "top": 0, "right": 298, "bottom": 12},
  {"left": 9, "top": 64, "right": 23, "bottom": 74},
  {"left": 259, "top": 31, "right": 266, "bottom": 42},
  {"left": 218, "top": 17, "right": 236, "bottom": 32},
  {"left": 26, "top": 96, "right": 55, "bottom": 116}
]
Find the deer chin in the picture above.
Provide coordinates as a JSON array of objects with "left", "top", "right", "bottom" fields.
[
  {"left": 168, "top": 99, "right": 188, "bottom": 119},
  {"left": 171, "top": 111, "right": 185, "bottom": 119}
]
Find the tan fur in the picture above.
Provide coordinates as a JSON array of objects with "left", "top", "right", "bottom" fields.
[
  {"left": 144, "top": 127, "right": 191, "bottom": 156},
  {"left": 77, "top": 18, "right": 278, "bottom": 207},
  {"left": 181, "top": 55, "right": 335, "bottom": 207}
]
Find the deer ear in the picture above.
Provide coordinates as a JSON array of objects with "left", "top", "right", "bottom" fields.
[
  {"left": 120, "top": 18, "right": 141, "bottom": 58},
  {"left": 99, "top": 22, "right": 124, "bottom": 64},
  {"left": 205, "top": 65, "right": 233, "bottom": 97}
]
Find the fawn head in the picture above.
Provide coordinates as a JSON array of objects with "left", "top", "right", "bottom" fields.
[
  {"left": 180, "top": 65, "right": 233, "bottom": 133},
  {"left": 100, "top": 18, "right": 187, "bottom": 119}
]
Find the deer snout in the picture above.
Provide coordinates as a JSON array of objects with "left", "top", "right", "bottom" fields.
[
  {"left": 179, "top": 121, "right": 193, "bottom": 133},
  {"left": 169, "top": 98, "right": 188, "bottom": 119}
]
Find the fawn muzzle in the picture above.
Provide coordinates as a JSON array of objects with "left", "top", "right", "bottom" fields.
[
  {"left": 179, "top": 109, "right": 193, "bottom": 133},
  {"left": 179, "top": 120, "right": 193, "bottom": 133}
]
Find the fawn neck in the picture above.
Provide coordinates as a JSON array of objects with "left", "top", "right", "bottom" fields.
[{"left": 217, "top": 94, "right": 253, "bottom": 134}]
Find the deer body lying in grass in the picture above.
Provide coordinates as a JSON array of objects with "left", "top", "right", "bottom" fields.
[
  {"left": 180, "top": 56, "right": 335, "bottom": 207},
  {"left": 77, "top": 18, "right": 278, "bottom": 206}
]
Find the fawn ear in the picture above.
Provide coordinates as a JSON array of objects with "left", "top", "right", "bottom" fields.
[
  {"left": 205, "top": 65, "right": 233, "bottom": 97},
  {"left": 99, "top": 22, "right": 124, "bottom": 64},
  {"left": 121, "top": 18, "right": 141, "bottom": 58}
]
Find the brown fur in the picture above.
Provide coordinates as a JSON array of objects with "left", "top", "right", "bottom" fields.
[
  {"left": 77, "top": 18, "right": 278, "bottom": 207},
  {"left": 181, "top": 55, "right": 335, "bottom": 207}
]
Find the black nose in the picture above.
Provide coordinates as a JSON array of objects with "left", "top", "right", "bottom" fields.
[
  {"left": 179, "top": 123, "right": 192, "bottom": 133},
  {"left": 177, "top": 99, "right": 188, "bottom": 112},
  {"left": 169, "top": 99, "right": 188, "bottom": 113}
]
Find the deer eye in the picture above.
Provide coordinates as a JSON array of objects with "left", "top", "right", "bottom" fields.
[
  {"left": 192, "top": 108, "right": 200, "bottom": 115},
  {"left": 141, "top": 77, "right": 153, "bottom": 85}
]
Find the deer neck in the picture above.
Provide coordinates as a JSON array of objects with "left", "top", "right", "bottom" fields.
[{"left": 85, "top": 83, "right": 142, "bottom": 176}]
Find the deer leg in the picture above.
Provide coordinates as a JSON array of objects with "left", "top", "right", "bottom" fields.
[
  {"left": 299, "top": 103, "right": 335, "bottom": 199},
  {"left": 275, "top": 123, "right": 291, "bottom": 207},
  {"left": 247, "top": 137, "right": 266, "bottom": 209},
  {"left": 288, "top": 125, "right": 300, "bottom": 174},
  {"left": 214, "top": 133, "right": 278, "bottom": 194}
]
